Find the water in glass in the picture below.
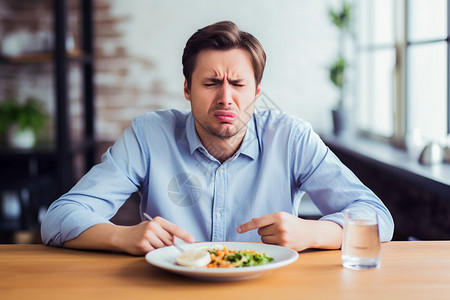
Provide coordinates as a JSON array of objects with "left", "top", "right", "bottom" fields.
[{"left": 342, "top": 211, "right": 381, "bottom": 270}]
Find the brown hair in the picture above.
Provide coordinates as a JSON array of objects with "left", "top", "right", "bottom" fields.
[{"left": 182, "top": 21, "right": 266, "bottom": 90}]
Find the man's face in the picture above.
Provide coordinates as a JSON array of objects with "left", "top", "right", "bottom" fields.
[{"left": 184, "top": 48, "right": 261, "bottom": 143}]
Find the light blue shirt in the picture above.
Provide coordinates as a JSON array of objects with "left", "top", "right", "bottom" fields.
[{"left": 41, "top": 109, "right": 394, "bottom": 246}]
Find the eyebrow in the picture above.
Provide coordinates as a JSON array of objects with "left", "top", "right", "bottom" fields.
[
  {"left": 204, "top": 77, "right": 223, "bottom": 83},
  {"left": 204, "top": 77, "right": 245, "bottom": 84}
]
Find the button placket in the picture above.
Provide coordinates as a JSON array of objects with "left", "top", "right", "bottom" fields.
[{"left": 211, "top": 166, "right": 226, "bottom": 241}]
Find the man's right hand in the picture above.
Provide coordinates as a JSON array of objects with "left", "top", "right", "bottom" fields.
[
  {"left": 64, "top": 217, "right": 195, "bottom": 256},
  {"left": 114, "top": 217, "right": 195, "bottom": 255}
]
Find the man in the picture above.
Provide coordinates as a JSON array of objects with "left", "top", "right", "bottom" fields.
[{"left": 41, "top": 21, "right": 394, "bottom": 255}]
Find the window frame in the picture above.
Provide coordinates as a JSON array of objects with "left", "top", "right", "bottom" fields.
[{"left": 355, "top": 0, "right": 450, "bottom": 146}]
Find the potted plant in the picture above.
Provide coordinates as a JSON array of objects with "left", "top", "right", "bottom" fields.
[
  {"left": 329, "top": 2, "right": 352, "bottom": 136},
  {"left": 0, "top": 97, "right": 48, "bottom": 148},
  {"left": 329, "top": 56, "right": 347, "bottom": 135}
]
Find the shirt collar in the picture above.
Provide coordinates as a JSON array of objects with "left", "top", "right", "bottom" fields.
[
  {"left": 237, "top": 115, "right": 259, "bottom": 160},
  {"left": 185, "top": 112, "right": 260, "bottom": 161},
  {"left": 186, "top": 112, "right": 204, "bottom": 155}
]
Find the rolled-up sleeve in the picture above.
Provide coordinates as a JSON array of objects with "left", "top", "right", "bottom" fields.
[
  {"left": 293, "top": 125, "right": 394, "bottom": 242},
  {"left": 41, "top": 121, "right": 148, "bottom": 246}
]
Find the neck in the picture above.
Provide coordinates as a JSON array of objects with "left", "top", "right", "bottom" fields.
[{"left": 196, "top": 124, "right": 246, "bottom": 163}]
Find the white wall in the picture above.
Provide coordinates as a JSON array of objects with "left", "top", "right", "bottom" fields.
[{"left": 110, "top": 0, "right": 341, "bottom": 133}]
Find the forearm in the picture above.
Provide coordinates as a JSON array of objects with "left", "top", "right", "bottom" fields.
[
  {"left": 64, "top": 223, "right": 124, "bottom": 252},
  {"left": 64, "top": 218, "right": 195, "bottom": 256},
  {"left": 306, "top": 219, "right": 343, "bottom": 249}
]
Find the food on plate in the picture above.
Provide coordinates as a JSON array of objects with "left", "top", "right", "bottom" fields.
[
  {"left": 175, "top": 244, "right": 274, "bottom": 268},
  {"left": 176, "top": 248, "right": 211, "bottom": 267},
  {"left": 207, "top": 245, "right": 274, "bottom": 268}
]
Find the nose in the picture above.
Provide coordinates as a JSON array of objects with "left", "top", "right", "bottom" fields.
[{"left": 217, "top": 82, "right": 233, "bottom": 106}]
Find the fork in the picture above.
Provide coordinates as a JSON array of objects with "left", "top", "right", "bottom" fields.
[{"left": 143, "top": 212, "right": 185, "bottom": 253}]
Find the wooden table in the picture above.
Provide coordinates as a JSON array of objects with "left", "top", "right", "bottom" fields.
[{"left": 1, "top": 241, "right": 449, "bottom": 300}]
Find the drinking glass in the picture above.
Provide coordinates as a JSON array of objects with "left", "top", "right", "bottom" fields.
[{"left": 341, "top": 208, "right": 381, "bottom": 270}]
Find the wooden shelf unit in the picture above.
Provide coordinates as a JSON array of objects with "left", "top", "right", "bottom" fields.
[{"left": 0, "top": 0, "right": 95, "bottom": 236}]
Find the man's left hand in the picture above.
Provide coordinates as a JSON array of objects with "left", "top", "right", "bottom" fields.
[{"left": 237, "top": 211, "right": 342, "bottom": 252}]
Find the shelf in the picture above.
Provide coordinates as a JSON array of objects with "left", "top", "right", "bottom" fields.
[
  {"left": 0, "top": 146, "right": 55, "bottom": 158},
  {"left": 0, "top": 49, "right": 92, "bottom": 64},
  {"left": 0, "top": 138, "right": 95, "bottom": 159}
]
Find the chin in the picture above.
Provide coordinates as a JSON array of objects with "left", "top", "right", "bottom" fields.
[{"left": 208, "top": 125, "right": 237, "bottom": 139}]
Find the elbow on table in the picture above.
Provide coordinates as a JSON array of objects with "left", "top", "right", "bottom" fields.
[
  {"left": 380, "top": 213, "right": 395, "bottom": 242},
  {"left": 40, "top": 215, "right": 62, "bottom": 247}
]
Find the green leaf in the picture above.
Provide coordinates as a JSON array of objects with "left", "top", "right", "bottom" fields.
[
  {"left": 0, "top": 97, "right": 48, "bottom": 136},
  {"left": 329, "top": 3, "right": 352, "bottom": 31},
  {"left": 329, "top": 57, "right": 347, "bottom": 89}
]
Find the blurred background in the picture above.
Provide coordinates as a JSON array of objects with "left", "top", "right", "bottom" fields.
[{"left": 0, "top": 0, "right": 449, "bottom": 244}]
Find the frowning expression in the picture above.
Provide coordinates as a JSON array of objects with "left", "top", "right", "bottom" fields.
[{"left": 184, "top": 48, "right": 261, "bottom": 144}]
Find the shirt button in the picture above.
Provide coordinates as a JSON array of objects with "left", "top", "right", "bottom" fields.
[
  {"left": 216, "top": 213, "right": 221, "bottom": 218},
  {"left": 218, "top": 169, "right": 223, "bottom": 174}
]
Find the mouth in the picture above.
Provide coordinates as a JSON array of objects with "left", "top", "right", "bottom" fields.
[{"left": 213, "top": 110, "right": 237, "bottom": 123}]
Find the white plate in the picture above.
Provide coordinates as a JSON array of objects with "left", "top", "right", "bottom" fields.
[{"left": 145, "top": 242, "right": 299, "bottom": 281}]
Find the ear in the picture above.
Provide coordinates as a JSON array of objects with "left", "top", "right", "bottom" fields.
[
  {"left": 184, "top": 79, "right": 191, "bottom": 101},
  {"left": 255, "top": 83, "right": 262, "bottom": 100}
]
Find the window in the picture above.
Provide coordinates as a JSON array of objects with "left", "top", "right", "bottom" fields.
[{"left": 355, "top": 0, "right": 449, "bottom": 145}]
